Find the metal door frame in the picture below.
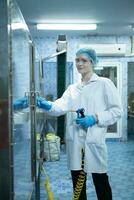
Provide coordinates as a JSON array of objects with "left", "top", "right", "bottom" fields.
[
  {"left": 29, "top": 40, "right": 40, "bottom": 200},
  {"left": 96, "top": 61, "right": 123, "bottom": 138}
]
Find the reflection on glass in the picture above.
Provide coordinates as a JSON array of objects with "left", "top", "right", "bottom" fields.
[
  {"left": 95, "top": 66, "right": 117, "bottom": 133},
  {"left": 11, "top": 0, "right": 33, "bottom": 199}
]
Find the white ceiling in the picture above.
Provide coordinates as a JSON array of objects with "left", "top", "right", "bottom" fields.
[{"left": 17, "top": 0, "right": 134, "bottom": 36}]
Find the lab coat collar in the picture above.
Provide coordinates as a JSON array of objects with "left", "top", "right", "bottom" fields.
[
  {"left": 81, "top": 73, "right": 99, "bottom": 85},
  {"left": 87, "top": 73, "right": 99, "bottom": 83},
  {"left": 76, "top": 73, "right": 99, "bottom": 89}
]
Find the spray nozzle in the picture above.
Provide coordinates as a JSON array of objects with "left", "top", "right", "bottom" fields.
[{"left": 76, "top": 108, "right": 85, "bottom": 118}]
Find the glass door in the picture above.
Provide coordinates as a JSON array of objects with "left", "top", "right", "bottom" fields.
[
  {"left": 11, "top": 1, "right": 34, "bottom": 199},
  {"left": 95, "top": 61, "right": 122, "bottom": 138}
]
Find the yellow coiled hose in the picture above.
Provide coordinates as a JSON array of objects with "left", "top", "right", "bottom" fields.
[{"left": 72, "top": 148, "right": 86, "bottom": 200}]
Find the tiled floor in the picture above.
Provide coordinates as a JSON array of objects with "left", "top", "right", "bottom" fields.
[{"left": 40, "top": 136, "right": 134, "bottom": 200}]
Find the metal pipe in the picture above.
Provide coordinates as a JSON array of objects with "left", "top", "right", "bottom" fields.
[{"left": 42, "top": 49, "right": 67, "bottom": 61}]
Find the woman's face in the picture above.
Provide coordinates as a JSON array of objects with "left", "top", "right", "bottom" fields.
[{"left": 75, "top": 55, "right": 93, "bottom": 75}]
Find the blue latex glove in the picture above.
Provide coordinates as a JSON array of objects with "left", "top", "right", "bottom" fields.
[
  {"left": 76, "top": 115, "right": 96, "bottom": 128},
  {"left": 13, "top": 96, "right": 29, "bottom": 110},
  {"left": 36, "top": 96, "right": 52, "bottom": 111}
]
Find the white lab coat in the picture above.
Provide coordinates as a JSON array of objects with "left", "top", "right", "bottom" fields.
[{"left": 48, "top": 73, "right": 123, "bottom": 173}]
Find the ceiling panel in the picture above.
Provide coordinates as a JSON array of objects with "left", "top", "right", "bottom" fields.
[{"left": 16, "top": 0, "right": 134, "bottom": 35}]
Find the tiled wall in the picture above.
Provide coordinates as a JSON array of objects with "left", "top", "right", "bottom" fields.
[
  {"left": 43, "top": 61, "right": 73, "bottom": 100},
  {"left": 32, "top": 35, "right": 132, "bottom": 81}
]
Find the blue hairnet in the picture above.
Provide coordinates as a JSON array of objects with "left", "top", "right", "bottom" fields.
[{"left": 76, "top": 48, "right": 98, "bottom": 67}]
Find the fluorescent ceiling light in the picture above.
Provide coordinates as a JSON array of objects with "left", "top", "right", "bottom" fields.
[
  {"left": 37, "top": 23, "right": 97, "bottom": 30},
  {"left": 11, "top": 22, "right": 28, "bottom": 30}
]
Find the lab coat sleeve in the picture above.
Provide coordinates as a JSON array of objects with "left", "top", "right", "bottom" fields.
[
  {"left": 96, "top": 79, "right": 123, "bottom": 127},
  {"left": 47, "top": 85, "right": 72, "bottom": 116}
]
